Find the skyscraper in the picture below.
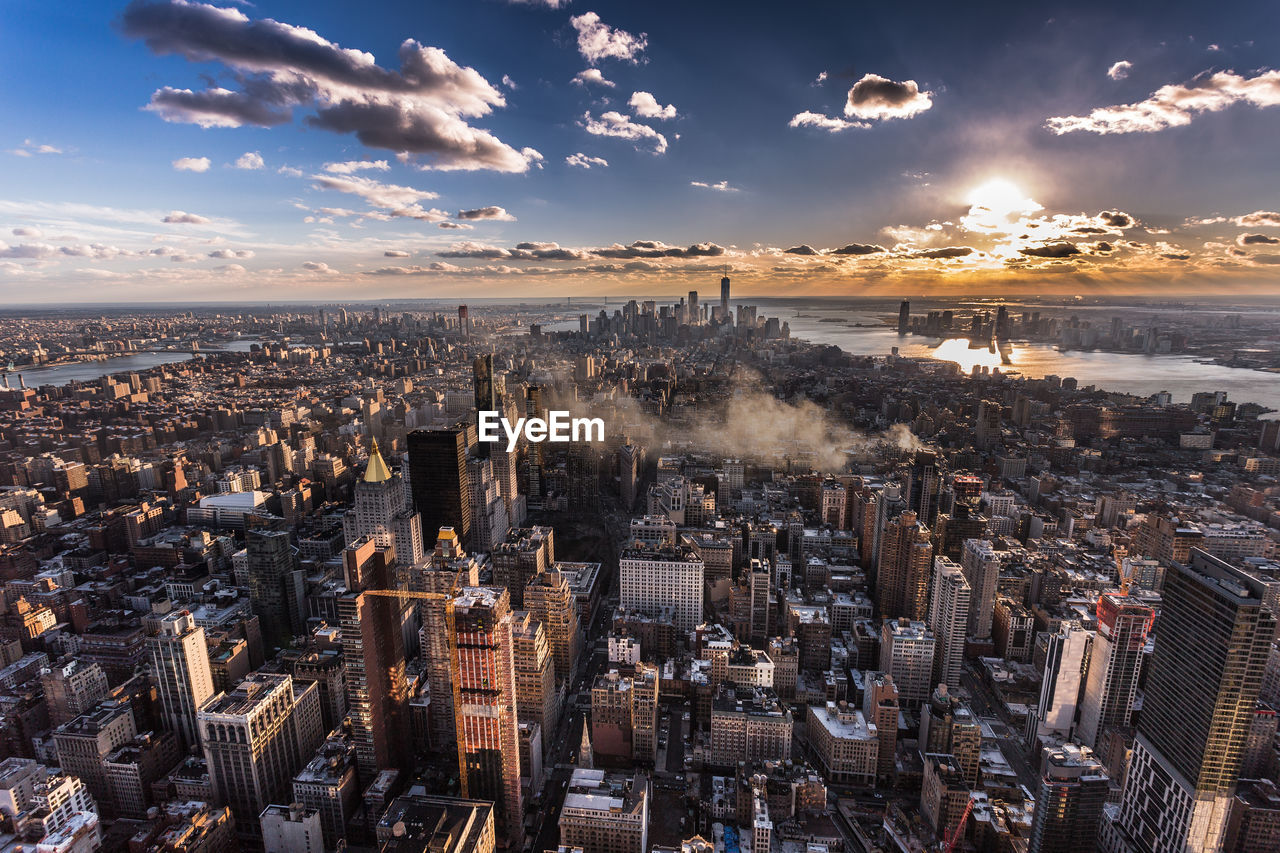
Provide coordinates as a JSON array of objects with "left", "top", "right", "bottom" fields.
[
  {"left": 1077, "top": 594, "right": 1153, "bottom": 749},
  {"left": 524, "top": 569, "right": 581, "bottom": 687},
  {"left": 407, "top": 428, "right": 472, "bottom": 551},
  {"left": 877, "top": 510, "right": 934, "bottom": 621},
  {"left": 148, "top": 609, "right": 214, "bottom": 752},
  {"left": 720, "top": 273, "right": 730, "bottom": 321},
  {"left": 198, "top": 673, "right": 324, "bottom": 839},
  {"left": 898, "top": 300, "right": 910, "bottom": 334},
  {"left": 474, "top": 353, "right": 495, "bottom": 414},
  {"left": 452, "top": 586, "right": 522, "bottom": 847},
  {"left": 339, "top": 538, "right": 410, "bottom": 783},
  {"left": 960, "top": 539, "right": 1001, "bottom": 639},
  {"left": 1106, "top": 550, "right": 1276, "bottom": 853},
  {"left": 344, "top": 438, "right": 425, "bottom": 566},
  {"left": 687, "top": 289, "right": 699, "bottom": 324},
  {"left": 1030, "top": 744, "right": 1109, "bottom": 853},
  {"left": 1029, "top": 622, "right": 1092, "bottom": 746},
  {"left": 907, "top": 450, "right": 943, "bottom": 527},
  {"left": 246, "top": 527, "right": 305, "bottom": 647},
  {"left": 928, "top": 556, "right": 971, "bottom": 692}
]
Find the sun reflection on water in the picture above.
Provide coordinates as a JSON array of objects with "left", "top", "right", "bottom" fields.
[{"left": 927, "top": 338, "right": 1016, "bottom": 373}]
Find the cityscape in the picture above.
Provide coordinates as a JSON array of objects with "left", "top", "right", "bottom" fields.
[{"left": 2, "top": 3, "right": 1280, "bottom": 853}]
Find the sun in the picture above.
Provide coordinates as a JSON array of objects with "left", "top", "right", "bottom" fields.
[{"left": 967, "top": 179, "right": 1041, "bottom": 219}]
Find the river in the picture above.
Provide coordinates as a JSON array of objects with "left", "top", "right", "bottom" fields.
[{"left": 2, "top": 339, "right": 263, "bottom": 388}]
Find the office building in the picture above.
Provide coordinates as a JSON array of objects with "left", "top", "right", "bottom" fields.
[
  {"left": 807, "top": 701, "right": 878, "bottom": 786},
  {"left": 709, "top": 684, "right": 792, "bottom": 766},
  {"left": 260, "top": 802, "right": 324, "bottom": 853},
  {"left": 928, "top": 556, "right": 971, "bottom": 691},
  {"left": 452, "top": 586, "right": 522, "bottom": 847},
  {"left": 147, "top": 609, "right": 215, "bottom": 752},
  {"left": 863, "top": 672, "right": 901, "bottom": 781},
  {"left": 344, "top": 437, "right": 425, "bottom": 566},
  {"left": 1030, "top": 622, "right": 1092, "bottom": 745},
  {"left": 1107, "top": 550, "right": 1276, "bottom": 852},
  {"left": 1078, "top": 594, "right": 1153, "bottom": 749},
  {"left": 1029, "top": 744, "right": 1108, "bottom": 853},
  {"left": 591, "top": 664, "right": 659, "bottom": 764},
  {"left": 376, "top": 793, "right": 496, "bottom": 853},
  {"left": 246, "top": 527, "right": 306, "bottom": 647},
  {"left": 198, "top": 672, "right": 324, "bottom": 838},
  {"left": 960, "top": 539, "right": 1001, "bottom": 639},
  {"left": 39, "top": 659, "right": 110, "bottom": 729},
  {"left": 559, "top": 768, "right": 649, "bottom": 853},
  {"left": 877, "top": 510, "right": 934, "bottom": 621},
  {"left": 407, "top": 428, "right": 472, "bottom": 551},
  {"left": 492, "top": 526, "right": 554, "bottom": 609},
  {"left": 879, "top": 618, "right": 937, "bottom": 706},
  {"left": 619, "top": 543, "right": 704, "bottom": 634},
  {"left": 512, "top": 611, "right": 559, "bottom": 756}
]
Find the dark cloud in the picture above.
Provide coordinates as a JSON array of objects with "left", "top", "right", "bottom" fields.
[
  {"left": 831, "top": 242, "right": 886, "bottom": 255},
  {"left": 591, "top": 241, "right": 725, "bottom": 259},
  {"left": 162, "top": 210, "right": 210, "bottom": 224},
  {"left": 1099, "top": 210, "right": 1135, "bottom": 229},
  {"left": 909, "top": 246, "right": 973, "bottom": 259},
  {"left": 1238, "top": 233, "right": 1280, "bottom": 246},
  {"left": 456, "top": 206, "right": 515, "bottom": 221},
  {"left": 844, "top": 74, "right": 933, "bottom": 120},
  {"left": 1161, "top": 251, "right": 1192, "bottom": 260},
  {"left": 121, "top": 0, "right": 539, "bottom": 171},
  {"left": 1020, "top": 242, "right": 1081, "bottom": 258},
  {"left": 784, "top": 245, "right": 820, "bottom": 256}
]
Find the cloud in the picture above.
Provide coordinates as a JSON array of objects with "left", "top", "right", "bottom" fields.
[
  {"left": 844, "top": 74, "right": 934, "bottom": 120},
  {"left": 323, "top": 159, "right": 390, "bottom": 174},
  {"left": 788, "top": 111, "right": 868, "bottom": 132},
  {"left": 507, "top": 0, "right": 571, "bottom": 7},
  {"left": 784, "top": 244, "right": 820, "bottom": 255},
  {"left": 581, "top": 111, "right": 668, "bottom": 153},
  {"left": 309, "top": 173, "right": 442, "bottom": 218},
  {"left": 11, "top": 227, "right": 42, "bottom": 238},
  {"left": 384, "top": 250, "right": 411, "bottom": 257},
  {"left": 457, "top": 206, "right": 516, "bottom": 221},
  {"left": 832, "top": 242, "right": 886, "bottom": 255},
  {"left": 234, "top": 151, "right": 265, "bottom": 170},
  {"left": 1019, "top": 241, "right": 1081, "bottom": 258},
  {"left": 813, "top": 71, "right": 828, "bottom": 85},
  {"left": 629, "top": 91, "right": 677, "bottom": 119},
  {"left": 1107, "top": 61, "right": 1133, "bottom": 81},
  {"left": 437, "top": 240, "right": 589, "bottom": 260},
  {"left": 591, "top": 240, "right": 724, "bottom": 259},
  {"left": 438, "top": 221, "right": 472, "bottom": 230},
  {"left": 208, "top": 248, "right": 254, "bottom": 259},
  {"left": 278, "top": 165, "right": 303, "bottom": 177},
  {"left": 8, "top": 140, "right": 64, "bottom": 157},
  {"left": 1238, "top": 233, "right": 1280, "bottom": 245},
  {"left": 1234, "top": 210, "right": 1280, "bottom": 227},
  {"left": 502, "top": 75, "right": 517, "bottom": 90},
  {"left": 162, "top": 210, "right": 210, "bottom": 224},
  {"left": 690, "top": 180, "right": 738, "bottom": 192},
  {"left": 566, "top": 152, "right": 608, "bottom": 169},
  {"left": 909, "top": 246, "right": 974, "bottom": 259},
  {"left": 570, "top": 12, "right": 646, "bottom": 64},
  {"left": 571, "top": 68, "right": 615, "bottom": 88},
  {"left": 172, "top": 156, "right": 211, "bottom": 172},
  {"left": 1046, "top": 69, "right": 1280, "bottom": 134},
  {"left": 122, "top": 0, "right": 539, "bottom": 172},
  {"left": 1099, "top": 210, "right": 1136, "bottom": 229},
  {"left": 302, "top": 261, "right": 337, "bottom": 273}
]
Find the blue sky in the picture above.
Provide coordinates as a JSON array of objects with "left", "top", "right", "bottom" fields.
[{"left": 3, "top": 0, "right": 1280, "bottom": 301}]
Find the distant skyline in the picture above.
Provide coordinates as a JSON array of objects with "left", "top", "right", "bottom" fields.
[{"left": 2, "top": 0, "right": 1280, "bottom": 301}]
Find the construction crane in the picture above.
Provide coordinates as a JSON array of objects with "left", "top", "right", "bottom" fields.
[
  {"left": 944, "top": 796, "right": 974, "bottom": 853},
  {"left": 1112, "top": 545, "right": 1133, "bottom": 594}
]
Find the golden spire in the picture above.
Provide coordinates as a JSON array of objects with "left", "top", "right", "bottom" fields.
[{"left": 363, "top": 437, "right": 392, "bottom": 483}]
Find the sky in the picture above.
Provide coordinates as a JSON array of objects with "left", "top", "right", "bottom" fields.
[{"left": 3, "top": 0, "right": 1280, "bottom": 303}]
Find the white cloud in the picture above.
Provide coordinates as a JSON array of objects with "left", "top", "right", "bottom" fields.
[
  {"left": 457, "top": 206, "right": 516, "bottom": 221},
  {"left": 844, "top": 74, "right": 933, "bottom": 120},
  {"left": 570, "top": 12, "right": 647, "bottom": 64},
  {"left": 234, "top": 151, "right": 265, "bottom": 170},
  {"left": 162, "top": 210, "right": 211, "bottom": 224},
  {"left": 580, "top": 111, "right": 668, "bottom": 153},
  {"left": 507, "top": 0, "right": 572, "bottom": 7},
  {"left": 172, "top": 156, "right": 211, "bottom": 172},
  {"left": 322, "top": 160, "right": 390, "bottom": 174},
  {"left": 502, "top": 75, "right": 518, "bottom": 90},
  {"left": 277, "top": 165, "right": 303, "bottom": 177},
  {"left": 1107, "top": 61, "right": 1133, "bottom": 81},
  {"left": 309, "top": 173, "right": 448, "bottom": 221},
  {"left": 572, "top": 68, "right": 615, "bottom": 88},
  {"left": 8, "top": 140, "right": 64, "bottom": 157},
  {"left": 566, "top": 152, "right": 608, "bottom": 169},
  {"left": 302, "top": 261, "right": 339, "bottom": 273},
  {"left": 788, "top": 111, "right": 868, "bottom": 132},
  {"left": 690, "top": 180, "right": 739, "bottom": 192},
  {"left": 813, "top": 71, "right": 828, "bottom": 85},
  {"left": 1047, "top": 69, "right": 1280, "bottom": 134},
  {"left": 629, "top": 91, "right": 677, "bottom": 120},
  {"left": 122, "top": 0, "right": 539, "bottom": 172},
  {"left": 1234, "top": 210, "right": 1280, "bottom": 228}
]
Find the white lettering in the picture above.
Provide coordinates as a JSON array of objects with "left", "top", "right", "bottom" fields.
[
  {"left": 502, "top": 416, "right": 525, "bottom": 452},
  {"left": 549, "top": 410, "right": 571, "bottom": 441},
  {"left": 525, "top": 417, "right": 547, "bottom": 443},
  {"left": 478, "top": 410, "right": 501, "bottom": 444},
  {"left": 573, "top": 416, "right": 605, "bottom": 442}
]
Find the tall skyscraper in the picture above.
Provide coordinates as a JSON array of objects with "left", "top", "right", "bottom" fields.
[
  {"left": 452, "top": 586, "right": 522, "bottom": 847},
  {"left": 407, "top": 428, "right": 472, "bottom": 551},
  {"left": 907, "top": 450, "right": 943, "bottom": 526},
  {"left": 1029, "top": 622, "right": 1092, "bottom": 745},
  {"left": 474, "top": 353, "right": 495, "bottom": 414},
  {"left": 458, "top": 304, "right": 470, "bottom": 338},
  {"left": 246, "top": 527, "right": 305, "bottom": 647},
  {"left": 339, "top": 538, "right": 410, "bottom": 783},
  {"left": 928, "top": 556, "right": 971, "bottom": 691},
  {"left": 148, "top": 609, "right": 214, "bottom": 752},
  {"left": 720, "top": 273, "right": 730, "bottom": 321},
  {"left": 1030, "top": 744, "right": 1109, "bottom": 853},
  {"left": 877, "top": 510, "right": 934, "bottom": 621},
  {"left": 344, "top": 438, "right": 425, "bottom": 566},
  {"left": 198, "top": 673, "right": 324, "bottom": 839},
  {"left": 1107, "top": 550, "right": 1276, "bottom": 852},
  {"left": 511, "top": 611, "right": 558, "bottom": 756},
  {"left": 687, "top": 289, "right": 699, "bottom": 324},
  {"left": 524, "top": 569, "right": 581, "bottom": 687},
  {"left": 960, "top": 539, "right": 1001, "bottom": 639},
  {"left": 1077, "top": 594, "right": 1153, "bottom": 749},
  {"left": 863, "top": 672, "right": 900, "bottom": 782},
  {"left": 898, "top": 300, "right": 910, "bottom": 334}
]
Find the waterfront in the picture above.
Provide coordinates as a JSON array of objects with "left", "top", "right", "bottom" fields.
[{"left": 2, "top": 339, "right": 262, "bottom": 387}]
